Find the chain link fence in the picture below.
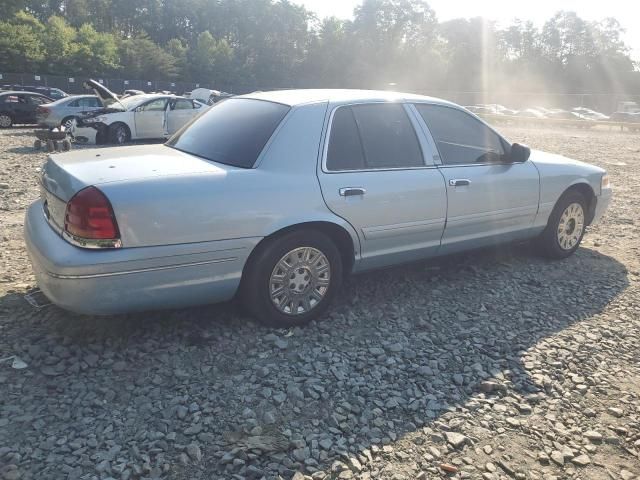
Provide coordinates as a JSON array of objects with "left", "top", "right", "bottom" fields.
[
  {"left": 0, "top": 72, "right": 216, "bottom": 96},
  {"left": 2, "top": 72, "right": 640, "bottom": 115},
  {"left": 415, "top": 90, "right": 640, "bottom": 115}
]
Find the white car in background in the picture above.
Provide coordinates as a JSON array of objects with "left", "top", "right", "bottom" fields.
[{"left": 71, "top": 80, "right": 206, "bottom": 144}]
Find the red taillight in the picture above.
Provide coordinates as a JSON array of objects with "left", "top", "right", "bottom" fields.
[
  {"left": 37, "top": 106, "right": 50, "bottom": 117},
  {"left": 64, "top": 186, "right": 120, "bottom": 243}
]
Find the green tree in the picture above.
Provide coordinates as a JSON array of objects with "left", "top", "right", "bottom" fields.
[
  {"left": 189, "top": 31, "right": 233, "bottom": 84},
  {"left": 118, "top": 35, "right": 179, "bottom": 79},
  {"left": 71, "top": 23, "right": 119, "bottom": 75},
  {"left": 42, "top": 15, "right": 77, "bottom": 74},
  {"left": 0, "top": 11, "right": 45, "bottom": 72}
]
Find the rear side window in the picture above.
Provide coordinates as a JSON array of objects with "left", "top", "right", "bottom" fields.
[
  {"left": 326, "top": 103, "right": 423, "bottom": 171},
  {"left": 415, "top": 104, "right": 505, "bottom": 165},
  {"left": 167, "top": 98, "right": 290, "bottom": 168},
  {"left": 326, "top": 107, "right": 365, "bottom": 171}
]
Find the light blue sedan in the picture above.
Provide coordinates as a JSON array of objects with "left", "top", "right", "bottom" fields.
[{"left": 25, "top": 90, "right": 612, "bottom": 327}]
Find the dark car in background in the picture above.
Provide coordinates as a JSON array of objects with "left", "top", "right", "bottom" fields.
[
  {"left": 0, "top": 91, "right": 53, "bottom": 127},
  {"left": 1, "top": 85, "right": 68, "bottom": 100}
]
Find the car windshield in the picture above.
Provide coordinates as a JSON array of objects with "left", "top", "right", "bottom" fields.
[
  {"left": 119, "top": 96, "right": 150, "bottom": 110},
  {"left": 166, "top": 98, "right": 290, "bottom": 168}
]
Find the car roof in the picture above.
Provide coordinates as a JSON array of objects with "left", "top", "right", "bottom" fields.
[
  {"left": 48, "top": 94, "right": 98, "bottom": 105},
  {"left": 237, "top": 89, "right": 457, "bottom": 107},
  {"left": 0, "top": 90, "right": 49, "bottom": 96},
  {"left": 120, "top": 93, "right": 191, "bottom": 109}
]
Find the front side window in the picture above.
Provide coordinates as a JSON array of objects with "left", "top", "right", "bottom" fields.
[
  {"left": 326, "top": 103, "right": 424, "bottom": 171},
  {"left": 166, "top": 98, "right": 290, "bottom": 168},
  {"left": 415, "top": 104, "right": 505, "bottom": 165}
]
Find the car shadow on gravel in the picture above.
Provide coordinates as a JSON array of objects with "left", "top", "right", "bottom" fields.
[{"left": 0, "top": 243, "right": 629, "bottom": 479}]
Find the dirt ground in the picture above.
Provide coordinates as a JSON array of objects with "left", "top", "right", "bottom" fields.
[{"left": 0, "top": 125, "right": 639, "bottom": 480}]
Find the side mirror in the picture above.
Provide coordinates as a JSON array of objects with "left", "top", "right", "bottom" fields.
[{"left": 510, "top": 143, "right": 531, "bottom": 163}]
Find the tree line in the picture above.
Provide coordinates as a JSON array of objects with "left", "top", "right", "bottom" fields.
[{"left": 1, "top": 0, "right": 638, "bottom": 94}]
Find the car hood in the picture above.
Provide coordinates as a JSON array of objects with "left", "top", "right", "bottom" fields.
[
  {"left": 529, "top": 149, "right": 605, "bottom": 174},
  {"left": 83, "top": 79, "right": 125, "bottom": 110},
  {"left": 42, "top": 144, "right": 231, "bottom": 201}
]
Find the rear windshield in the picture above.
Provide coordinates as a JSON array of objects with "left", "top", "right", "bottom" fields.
[{"left": 166, "top": 98, "right": 290, "bottom": 168}]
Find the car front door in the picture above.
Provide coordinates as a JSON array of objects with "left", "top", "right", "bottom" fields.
[
  {"left": 413, "top": 103, "right": 540, "bottom": 254},
  {"left": 134, "top": 98, "right": 167, "bottom": 138},
  {"left": 166, "top": 99, "right": 201, "bottom": 135},
  {"left": 317, "top": 102, "right": 447, "bottom": 270},
  {"left": 10, "top": 94, "right": 31, "bottom": 123}
]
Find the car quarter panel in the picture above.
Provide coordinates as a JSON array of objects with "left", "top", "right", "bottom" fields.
[
  {"left": 529, "top": 150, "right": 606, "bottom": 228},
  {"left": 25, "top": 201, "right": 258, "bottom": 314}
]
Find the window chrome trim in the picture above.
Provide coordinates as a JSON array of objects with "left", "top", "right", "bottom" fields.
[
  {"left": 320, "top": 102, "right": 434, "bottom": 174},
  {"left": 62, "top": 231, "right": 123, "bottom": 249}
]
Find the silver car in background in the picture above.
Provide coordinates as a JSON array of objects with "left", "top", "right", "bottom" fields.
[
  {"left": 36, "top": 95, "right": 103, "bottom": 129},
  {"left": 25, "top": 90, "right": 612, "bottom": 327}
]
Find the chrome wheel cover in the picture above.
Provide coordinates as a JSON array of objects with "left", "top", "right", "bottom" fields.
[
  {"left": 557, "top": 202, "right": 585, "bottom": 250},
  {"left": 269, "top": 247, "right": 331, "bottom": 315},
  {"left": 62, "top": 118, "right": 76, "bottom": 131},
  {"left": 0, "top": 115, "right": 11, "bottom": 127}
]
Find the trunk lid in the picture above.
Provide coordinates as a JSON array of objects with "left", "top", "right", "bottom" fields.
[{"left": 41, "top": 144, "right": 229, "bottom": 202}]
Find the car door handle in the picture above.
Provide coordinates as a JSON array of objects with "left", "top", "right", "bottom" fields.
[
  {"left": 449, "top": 179, "right": 471, "bottom": 187},
  {"left": 339, "top": 187, "right": 366, "bottom": 197}
]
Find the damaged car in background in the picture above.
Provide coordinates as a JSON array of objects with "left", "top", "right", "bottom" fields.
[{"left": 70, "top": 80, "right": 206, "bottom": 145}]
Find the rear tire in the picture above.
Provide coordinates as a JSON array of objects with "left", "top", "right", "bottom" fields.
[
  {"left": 61, "top": 116, "right": 77, "bottom": 131},
  {"left": 536, "top": 190, "right": 588, "bottom": 259},
  {"left": 61, "top": 138, "right": 72, "bottom": 151},
  {"left": 241, "top": 230, "right": 343, "bottom": 327},
  {"left": 0, "top": 113, "right": 13, "bottom": 128},
  {"left": 109, "top": 123, "right": 130, "bottom": 145}
]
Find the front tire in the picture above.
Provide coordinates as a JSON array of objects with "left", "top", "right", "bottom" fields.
[
  {"left": 109, "top": 123, "right": 130, "bottom": 145},
  {"left": 536, "top": 190, "right": 587, "bottom": 259},
  {"left": 241, "top": 230, "right": 343, "bottom": 327}
]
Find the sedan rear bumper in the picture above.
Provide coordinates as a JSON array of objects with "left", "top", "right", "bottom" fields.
[{"left": 24, "top": 201, "right": 258, "bottom": 315}]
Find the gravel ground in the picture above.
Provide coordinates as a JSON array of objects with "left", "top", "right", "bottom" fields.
[{"left": 0, "top": 126, "right": 639, "bottom": 480}]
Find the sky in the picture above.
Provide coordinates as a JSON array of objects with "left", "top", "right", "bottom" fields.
[{"left": 294, "top": 0, "right": 640, "bottom": 61}]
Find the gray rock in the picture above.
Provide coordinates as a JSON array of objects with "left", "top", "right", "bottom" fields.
[
  {"left": 445, "top": 432, "right": 468, "bottom": 449},
  {"left": 186, "top": 443, "right": 203, "bottom": 462},
  {"left": 571, "top": 454, "right": 590, "bottom": 467},
  {"left": 550, "top": 451, "right": 564, "bottom": 466},
  {"left": 292, "top": 447, "right": 310, "bottom": 462},
  {"left": 584, "top": 430, "right": 602, "bottom": 442},
  {"left": 607, "top": 407, "right": 624, "bottom": 418}
]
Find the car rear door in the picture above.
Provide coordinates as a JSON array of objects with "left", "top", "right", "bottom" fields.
[
  {"left": 134, "top": 98, "right": 167, "bottom": 138},
  {"left": 413, "top": 103, "right": 540, "bottom": 254},
  {"left": 317, "top": 102, "right": 447, "bottom": 270},
  {"left": 166, "top": 99, "right": 201, "bottom": 135}
]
